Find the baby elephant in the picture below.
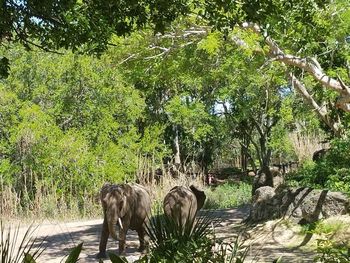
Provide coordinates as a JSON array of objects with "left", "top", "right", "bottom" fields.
[
  {"left": 163, "top": 185, "right": 206, "bottom": 227},
  {"left": 97, "top": 183, "right": 151, "bottom": 258}
]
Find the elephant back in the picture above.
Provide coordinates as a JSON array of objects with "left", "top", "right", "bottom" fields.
[{"left": 163, "top": 186, "right": 198, "bottom": 225}]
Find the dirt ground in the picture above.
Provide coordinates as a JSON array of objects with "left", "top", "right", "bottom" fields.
[{"left": 8, "top": 206, "right": 321, "bottom": 263}]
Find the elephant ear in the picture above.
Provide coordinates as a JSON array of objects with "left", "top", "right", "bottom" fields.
[
  {"left": 190, "top": 185, "right": 206, "bottom": 210},
  {"left": 119, "top": 184, "right": 133, "bottom": 217}
]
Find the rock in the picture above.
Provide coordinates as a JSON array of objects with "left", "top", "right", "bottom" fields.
[
  {"left": 250, "top": 186, "right": 280, "bottom": 221},
  {"left": 252, "top": 167, "right": 284, "bottom": 195},
  {"left": 250, "top": 187, "right": 350, "bottom": 223},
  {"left": 247, "top": 171, "right": 256, "bottom": 177},
  {"left": 285, "top": 188, "right": 350, "bottom": 223},
  {"left": 254, "top": 186, "right": 276, "bottom": 203}
]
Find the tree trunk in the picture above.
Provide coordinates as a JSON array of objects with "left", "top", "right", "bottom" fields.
[{"left": 173, "top": 125, "right": 181, "bottom": 166}]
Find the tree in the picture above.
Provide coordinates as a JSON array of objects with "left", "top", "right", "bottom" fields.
[
  {"left": 0, "top": 44, "right": 153, "bottom": 207},
  {"left": 2, "top": 0, "right": 349, "bottom": 131},
  {"left": 0, "top": 0, "right": 190, "bottom": 77}
]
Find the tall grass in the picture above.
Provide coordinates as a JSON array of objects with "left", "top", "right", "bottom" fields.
[
  {"left": 288, "top": 132, "right": 327, "bottom": 162},
  {"left": 204, "top": 182, "right": 252, "bottom": 209},
  {"left": 0, "top": 185, "right": 100, "bottom": 221},
  {"left": 1, "top": 166, "right": 252, "bottom": 221}
]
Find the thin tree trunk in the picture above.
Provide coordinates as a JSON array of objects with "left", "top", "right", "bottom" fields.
[{"left": 173, "top": 125, "right": 181, "bottom": 166}]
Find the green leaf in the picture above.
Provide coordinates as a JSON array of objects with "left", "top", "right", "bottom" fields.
[
  {"left": 23, "top": 253, "right": 36, "bottom": 263},
  {"left": 108, "top": 252, "right": 129, "bottom": 263},
  {"left": 197, "top": 32, "right": 222, "bottom": 55},
  {"left": 64, "top": 242, "right": 83, "bottom": 263}
]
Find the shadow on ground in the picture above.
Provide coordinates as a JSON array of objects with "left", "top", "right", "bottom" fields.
[
  {"left": 30, "top": 219, "right": 141, "bottom": 263},
  {"left": 24, "top": 204, "right": 317, "bottom": 263}
]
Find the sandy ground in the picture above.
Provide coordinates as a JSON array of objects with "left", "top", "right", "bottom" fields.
[{"left": 6, "top": 206, "right": 322, "bottom": 263}]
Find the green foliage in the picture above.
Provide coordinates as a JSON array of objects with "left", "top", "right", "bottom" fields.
[
  {"left": 108, "top": 253, "right": 128, "bottom": 263},
  {"left": 64, "top": 243, "right": 83, "bottom": 263},
  {"left": 288, "top": 136, "right": 350, "bottom": 194},
  {"left": 0, "top": 223, "right": 44, "bottom": 263},
  {"left": 107, "top": 213, "right": 251, "bottom": 263},
  {"left": 0, "top": 56, "right": 10, "bottom": 79},
  {"left": 197, "top": 32, "right": 222, "bottom": 56},
  {"left": 269, "top": 122, "right": 297, "bottom": 162},
  {"left": 314, "top": 239, "right": 350, "bottom": 263},
  {"left": 1, "top": 0, "right": 190, "bottom": 55},
  {"left": 1, "top": 0, "right": 349, "bottom": 222},
  {"left": 0, "top": 45, "right": 159, "bottom": 217},
  {"left": 165, "top": 95, "right": 213, "bottom": 142},
  {"left": 204, "top": 182, "right": 252, "bottom": 209},
  {"left": 135, "top": 212, "right": 214, "bottom": 262},
  {"left": 0, "top": 222, "right": 83, "bottom": 263}
]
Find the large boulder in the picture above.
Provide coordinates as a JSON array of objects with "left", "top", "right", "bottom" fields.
[
  {"left": 250, "top": 186, "right": 280, "bottom": 221},
  {"left": 252, "top": 167, "right": 284, "bottom": 195},
  {"left": 250, "top": 186, "right": 350, "bottom": 223}
]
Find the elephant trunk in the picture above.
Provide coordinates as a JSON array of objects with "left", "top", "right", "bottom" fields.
[{"left": 108, "top": 218, "right": 119, "bottom": 240}]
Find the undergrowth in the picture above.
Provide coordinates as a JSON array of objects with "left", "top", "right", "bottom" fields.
[{"left": 204, "top": 182, "right": 252, "bottom": 209}]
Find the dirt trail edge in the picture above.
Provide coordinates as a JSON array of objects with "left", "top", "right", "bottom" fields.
[{"left": 12, "top": 206, "right": 316, "bottom": 262}]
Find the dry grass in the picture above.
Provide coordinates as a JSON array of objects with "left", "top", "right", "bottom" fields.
[
  {"left": 0, "top": 186, "right": 99, "bottom": 222},
  {"left": 147, "top": 171, "right": 206, "bottom": 213},
  {"left": 289, "top": 132, "right": 328, "bottom": 162},
  {"left": 1, "top": 171, "right": 207, "bottom": 221}
]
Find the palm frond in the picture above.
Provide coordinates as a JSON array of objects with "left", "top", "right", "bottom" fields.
[{"left": 0, "top": 221, "right": 46, "bottom": 263}]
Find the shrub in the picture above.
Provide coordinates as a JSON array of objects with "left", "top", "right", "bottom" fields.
[
  {"left": 287, "top": 136, "right": 350, "bottom": 195},
  {"left": 108, "top": 211, "right": 249, "bottom": 263},
  {"left": 143, "top": 212, "right": 215, "bottom": 262},
  {"left": 298, "top": 218, "right": 350, "bottom": 263},
  {"left": 204, "top": 182, "right": 252, "bottom": 209},
  {"left": 314, "top": 239, "right": 350, "bottom": 263},
  {"left": 0, "top": 223, "right": 44, "bottom": 263},
  {"left": 0, "top": 221, "right": 83, "bottom": 263}
]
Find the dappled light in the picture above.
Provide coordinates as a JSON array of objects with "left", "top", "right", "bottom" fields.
[{"left": 1, "top": 0, "right": 350, "bottom": 262}]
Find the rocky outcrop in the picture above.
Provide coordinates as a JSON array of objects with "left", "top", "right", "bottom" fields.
[
  {"left": 250, "top": 186, "right": 350, "bottom": 223},
  {"left": 252, "top": 167, "right": 284, "bottom": 195}
]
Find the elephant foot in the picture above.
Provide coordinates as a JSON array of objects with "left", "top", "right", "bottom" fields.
[{"left": 96, "top": 251, "right": 108, "bottom": 259}]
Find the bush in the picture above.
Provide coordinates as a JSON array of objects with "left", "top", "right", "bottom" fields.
[
  {"left": 298, "top": 218, "right": 350, "bottom": 263},
  {"left": 314, "top": 239, "right": 350, "bottom": 263},
  {"left": 143, "top": 212, "right": 215, "bottom": 262},
  {"left": 287, "top": 136, "right": 350, "bottom": 195},
  {"left": 108, "top": 211, "right": 249, "bottom": 263},
  {"left": 0, "top": 221, "right": 83, "bottom": 263},
  {"left": 204, "top": 182, "right": 252, "bottom": 209}
]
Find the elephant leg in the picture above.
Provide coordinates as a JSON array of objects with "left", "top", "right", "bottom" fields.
[
  {"left": 97, "top": 215, "right": 109, "bottom": 258},
  {"left": 136, "top": 227, "right": 148, "bottom": 253},
  {"left": 118, "top": 228, "right": 128, "bottom": 255}
]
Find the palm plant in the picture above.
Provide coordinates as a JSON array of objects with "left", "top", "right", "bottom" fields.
[
  {"left": 141, "top": 211, "right": 218, "bottom": 262},
  {"left": 0, "top": 222, "right": 45, "bottom": 263},
  {"left": 0, "top": 221, "right": 83, "bottom": 263},
  {"left": 108, "top": 212, "right": 251, "bottom": 263}
]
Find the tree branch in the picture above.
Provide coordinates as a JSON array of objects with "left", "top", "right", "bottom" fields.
[{"left": 241, "top": 22, "right": 350, "bottom": 113}]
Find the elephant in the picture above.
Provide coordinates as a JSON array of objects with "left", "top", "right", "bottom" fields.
[
  {"left": 97, "top": 183, "right": 151, "bottom": 258},
  {"left": 163, "top": 185, "right": 206, "bottom": 227}
]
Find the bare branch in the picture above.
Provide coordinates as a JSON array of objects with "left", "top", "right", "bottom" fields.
[
  {"left": 237, "top": 21, "right": 347, "bottom": 134},
  {"left": 119, "top": 53, "right": 138, "bottom": 65}
]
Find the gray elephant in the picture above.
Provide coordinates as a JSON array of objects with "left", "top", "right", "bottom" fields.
[
  {"left": 163, "top": 185, "right": 206, "bottom": 227},
  {"left": 97, "top": 183, "right": 151, "bottom": 258}
]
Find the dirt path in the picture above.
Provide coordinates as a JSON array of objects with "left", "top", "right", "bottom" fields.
[{"left": 10, "top": 206, "right": 317, "bottom": 263}]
